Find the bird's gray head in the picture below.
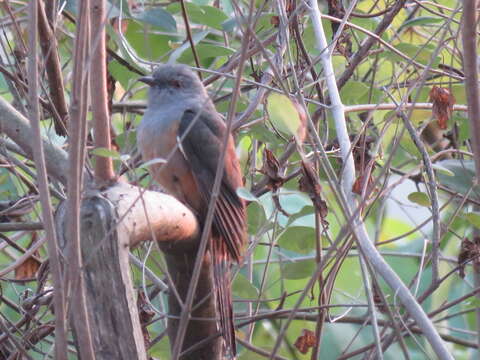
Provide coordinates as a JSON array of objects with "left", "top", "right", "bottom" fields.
[{"left": 139, "top": 64, "right": 209, "bottom": 109}]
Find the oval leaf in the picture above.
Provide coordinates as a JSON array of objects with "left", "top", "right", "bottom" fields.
[
  {"left": 132, "top": 7, "right": 176, "bottom": 32},
  {"left": 432, "top": 163, "right": 454, "bottom": 177},
  {"left": 232, "top": 273, "right": 258, "bottom": 299},
  {"left": 466, "top": 212, "right": 480, "bottom": 229},
  {"left": 407, "top": 192, "right": 431, "bottom": 207},
  {"left": 237, "top": 187, "right": 258, "bottom": 202},
  {"left": 91, "top": 147, "right": 120, "bottom": 159},
  {"left": 278, "top": 227, "right": 315, "bottom": 254},
  {"left": 266, "top": 93, "right": 301, "bottom": 139},
  {"left": 283, "top": 260, "right": 315, "bottom": 280}
]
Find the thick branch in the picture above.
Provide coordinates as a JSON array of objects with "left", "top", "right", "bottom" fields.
[
  {"left": 104, "top": 182, "right": 199, "bottom": 247},
  {"left": 0, "top": 96, "right": 68, "bottom": 184}
]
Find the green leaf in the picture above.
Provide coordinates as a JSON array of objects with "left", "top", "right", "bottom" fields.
[
  {"left": 278, "top": 227, "right": 315, "bottom": 254},
  {"left": 279, "top": 192, "right": 311, "bottom": 215},
  {"left": 432, "top": 163, "right": 454, "bottom": 177},
  {"left": 407, "top": 192, "right": 431, "bottom": 207},
  {"left": 436, "top": 159, "right": 479, "bottom": 199},
  {"left": 283, "top": 259, "right": 315, "bottom": 280},
  {"left": 232, "top": 273, "right": 258, "bottom": 299},
  {"left": 132, "top": 7, "right": 176, "bottom": 32},
  {"left": 266, "top": 93, "right": 302, "bottom": 139},
  {"left": 395, "top": 43, "right": 440, "bottom": 67},
  {"left": 169, "top": 30, "right": 210, "bottom": 63},
  {"left": 123, "top": 20, "right": 174, "bottom": 60},
  {"left": 178, "top": 43, "right": 234, "bottom": 63},
  {"left": 466, "top": 212, "right": 480, "bottom": 229},
  {"left": 399, "top": 16, "right": 443, "bottom": 31},
  {"left": 379, "top": 43, "right": 440, "bottom": 67},
  {"left": 108, "top": 60, "right": 139, "bottom": 89},
  {"left": 167, "top": 3, "right": 227, "bottom": 30},
  {"left": 91, "top": 147, "right": 120, "bottom": 159},
  {"left": 237, "top": 187, "right": 258, "bottom": 202},
  {"left": 247, "top": 201, "right": 268, "bottom": 235},
  {"left": 65, "top": 0, "right": 130, "bottom": 18},
  {"left": 198, "top": 5, "right": 229, "bottom": 30},
  {"left": 340, "top": 81, "right": 369, "bottom": 105}
]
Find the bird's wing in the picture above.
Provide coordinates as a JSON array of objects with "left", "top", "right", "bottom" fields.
[
  {"left": 179, "top": 108, "right": 246, "bottom": 357},
  {"left": 178, "top": 108, "right": 246, "bottom": 262}
]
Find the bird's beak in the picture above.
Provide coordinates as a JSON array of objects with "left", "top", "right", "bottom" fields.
[{"left": 138, "top": 76, "right": 155, "bottom": 86}]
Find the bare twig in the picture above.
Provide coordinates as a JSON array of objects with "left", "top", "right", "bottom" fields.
[
  {"left": 461, "top": 0, "right": 480, "bottom": 354},
  {"left": 26, "top": 1, "right": 67, "bottom": 358},
  {"left": 38, "top": 0, "right": 68, "bottom": 136},
  {"left": 65, "top": 0, "right": 95, "bottom": 358},
  {"left": 336, "top": 0, "right": 408, "bottom": 89},
  {"left": 303, "top": 2, "right": 453, "bottom": 360},
  {"left": 179, "top": 0, "right": 202, "bottom": 79},
  {"left": 90, "top": 0, "right": 115, "bottom": 182}
]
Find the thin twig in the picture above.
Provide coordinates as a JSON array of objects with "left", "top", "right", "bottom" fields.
[
  {"left": 26, "top": 1, "right": 67, "bottom": 358},
  {"left": 65, "top": 0, "right": 95, "bottom": 358},
  {"left": 91, "top": 0, "right": 115, "bottom": 182},
  {"left": 304, "top": 2, "right": 453, "bottom": 359},
  {"left": 179, "top": 0, "right": 202, "bottom": 80}
]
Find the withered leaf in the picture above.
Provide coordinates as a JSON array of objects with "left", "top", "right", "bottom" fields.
[
  {"left": 15, "top": 256, "right": 41, "bottom": 281},
  {"left": 270, "top": 16, "right": 280, "bottom": 27},
  {"left": 352, "top": 167, "right": 375, "bottom": 196},
  {"left": 15, "top": 233, "right": 42, "bottom": 281},
  {"left": 137, "top": 291, "right": 155, "bottom": 347},
  {"left": 458, "top": 237, "right": 480, "bottom": 278},
  {"left": 260, "top": 148, "right": 285, "bottom": 190},
  {"left": 429, "top": 86, "right": 455, "bottom": 130},
  {"left": 294, "top": 329, "right": 316, "bottom": 354},
  {"left": 372, "top": 281, "right": 388, "bottom": 314},
  {"left": 299, "top": 161, "right": 328, "bottom": 223}
]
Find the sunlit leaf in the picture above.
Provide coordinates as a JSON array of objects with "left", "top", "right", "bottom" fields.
[
  {"left": 432, "top": 163, "right": 454, "bottom": 177},
  {"left": 407, "top": 192, "right": 431, "bottom": 207},
  {"left": 340, "top": 81, "right": 369, "bottom": 105},
  {"left": 266, "top": 93, "right": 302, "bottom": 139},
  {"left": 466, "top": 212, "right": 480, "bottom": 229},
  {"left": 236, "top": 187, "right": 258, "bottom": 202},
  {"left": 399, "top": 16, "right": 443, "bottom": 31},
  {"left": 91, "top": 147, "right": 120, "bottom": 159}
]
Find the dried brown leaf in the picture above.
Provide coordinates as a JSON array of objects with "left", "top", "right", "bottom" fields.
[
  {"left": 299, "top": 161, "right": 328, "bottom": 222},
  {"left": 260, "top": 148, "right": 285, "bottom": 190},
  {"left": 15, "top": 255, "right": 41, "bottom": 280},
  {"left": 294, "top": 329, "right": 316, "bottom": 354},
  {"left": 429, "top": 86, "right": 455, "bottom": 130},
  {"left": 458, "top": 237, "right": 480, "bottom": 278}
]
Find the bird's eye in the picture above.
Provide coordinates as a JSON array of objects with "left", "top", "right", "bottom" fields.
[{"left": 170, "top": 80, "right": 181, "bottom": 88}]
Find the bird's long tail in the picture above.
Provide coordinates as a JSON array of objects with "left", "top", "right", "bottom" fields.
[{"left": 212, "top": 237, "right": 236, "bottom": 359}]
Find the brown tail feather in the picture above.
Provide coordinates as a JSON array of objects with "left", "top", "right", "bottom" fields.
[{"left": 212, "top": 237, "right": 236, "bottom": 359}]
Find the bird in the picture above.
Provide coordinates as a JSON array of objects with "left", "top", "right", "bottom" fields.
[{"left": 137, "top": 64, "right": 246, "bottom": 358}]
